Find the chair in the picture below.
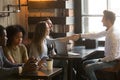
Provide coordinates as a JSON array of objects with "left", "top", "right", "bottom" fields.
[{"left": 96, "top": 60, "right": 120, "bottom": 80}]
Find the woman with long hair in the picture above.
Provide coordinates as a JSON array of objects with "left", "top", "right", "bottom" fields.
[{"left": 29, "top": 21, "right": 77, "bottom": 68}]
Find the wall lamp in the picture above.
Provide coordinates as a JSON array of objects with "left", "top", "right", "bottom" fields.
[{"left": 0, "top": 0, "right": 28, "bottom": 17}]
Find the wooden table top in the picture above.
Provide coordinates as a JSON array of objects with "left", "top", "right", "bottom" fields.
[
  {"left": 18, "top": 68, "right": 62, "bottom": 79},
  {"left": 51, "top": 46, "right": 104, "bottom": 60}
]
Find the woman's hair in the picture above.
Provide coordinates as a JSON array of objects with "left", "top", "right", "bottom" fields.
[
  {"left": 33, "top": 22, "right": 47, "bottom": 43},
  {"left": 6, "top": 24, "right": 26, "bottom": 46},
  {"left": 103, "top": 10, "right": 116, "bottom": 24},
  {"left": 32, "top": 22, "right": 48, "bottom": 53}
]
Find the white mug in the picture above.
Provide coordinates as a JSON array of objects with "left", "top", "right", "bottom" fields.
[{"left": 46, "top": 58, "right": 53, "bottom": 71}]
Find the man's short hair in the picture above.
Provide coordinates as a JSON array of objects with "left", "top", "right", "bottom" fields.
[{"left": 103, "top": 10, "right": 116, "bottom": 24}]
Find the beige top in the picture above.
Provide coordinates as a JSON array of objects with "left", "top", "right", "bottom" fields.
[{"left": 3, "top": 44, "right": 28, "bottom": 64}]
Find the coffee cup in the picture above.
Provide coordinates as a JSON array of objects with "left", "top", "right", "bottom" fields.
[{"left": 46, "top": 58, "right": 53, "bottom": 71}]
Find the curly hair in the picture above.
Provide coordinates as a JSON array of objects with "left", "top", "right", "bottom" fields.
[{"left": 6, "top": 25, "right": 26, "bottom": 46}]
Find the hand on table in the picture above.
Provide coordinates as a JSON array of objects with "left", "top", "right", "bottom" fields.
[
  {"left": 23, "top": 57, "right": 39, "bottom": 73},
  {"left": 38, "top": 57, "right": 47, "bottom": 70}
]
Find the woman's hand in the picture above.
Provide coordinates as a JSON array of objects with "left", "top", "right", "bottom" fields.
[
  {"left": 38, "top": 59, "right": 47, "bottom": 70},
  {"left": 22, "top": 57, "right": 39, "bottom": 73}
]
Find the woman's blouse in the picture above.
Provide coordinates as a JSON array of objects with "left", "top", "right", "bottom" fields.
[
  {"left": 29, "top": 40, "right": 48, "bottom": 60},
  {"left": 3, "top": 44, "right": 28, "bottom": 64}
]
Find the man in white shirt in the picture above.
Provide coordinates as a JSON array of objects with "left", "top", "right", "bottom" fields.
[{"left": 74, "top": 10, "right": 120, "bottom": 80}]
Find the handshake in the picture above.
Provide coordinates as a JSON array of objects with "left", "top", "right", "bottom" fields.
[
  {"left": 68, "top": 34, "right": 80, "bottom": 41},
  {"left": 58, "top": 34, "right": 81, "bottom": 42}
]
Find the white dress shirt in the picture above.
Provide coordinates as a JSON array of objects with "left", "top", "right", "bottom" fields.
[{"left": 81, "top": 26, "right": 120, "bottom": 62}]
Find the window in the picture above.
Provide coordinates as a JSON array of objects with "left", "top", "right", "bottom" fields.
[{"left": 81, "top": 0, "right": 120, "bottom": 40}]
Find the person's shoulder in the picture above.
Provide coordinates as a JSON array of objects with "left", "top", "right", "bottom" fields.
[
  {"left": 2, "top": 46, "right": 9, "bottom": 54},
  {"left": 2, "top": 46, "right": 12, "bottom": 53},
  {"left": 0, "top": 46, "right": 4, "bottom": 55},
  {"left": 19, "top": 44, "right": 26, "bottom": 47},
  {"left": 2, "top": 46, "right": 9, "bottom": 50},
  {"left": 0, "top": 46, "right": 2, "bottom": 50},
  {"left": 19, "top": 44, "right": 27, "bottom": 50}
]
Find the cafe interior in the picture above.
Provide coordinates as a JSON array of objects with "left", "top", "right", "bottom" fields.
[{"left": 0, "top": 0, "right": 120, "bottom": 80}]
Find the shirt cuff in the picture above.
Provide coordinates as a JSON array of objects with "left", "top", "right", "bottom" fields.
[{"left": 18, "top": 67, "right": 23, "bottom": 74}]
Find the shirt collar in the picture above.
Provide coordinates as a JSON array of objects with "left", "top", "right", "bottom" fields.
[{"left": 106, "top": 26, "right": 113, "bottom": 33}]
